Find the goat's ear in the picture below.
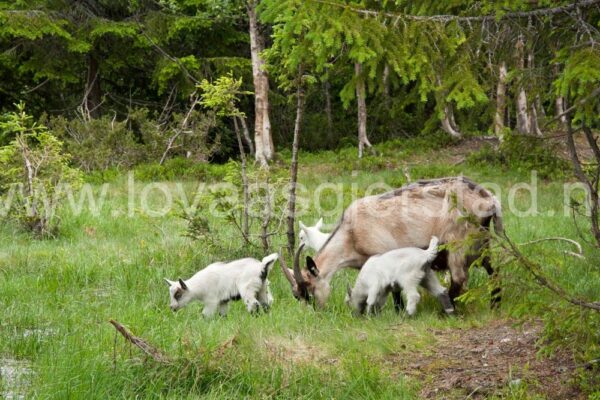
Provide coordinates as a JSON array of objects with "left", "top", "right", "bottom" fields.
[
  {"left": 164, "top": 278, "right": 174, "bottom": 286},
  {"left": 178, "top": 279, "right": 188, "bottom": 290},
  {"left": 306, "top": 256, "right": 319, "bottom": 277},
  {"left": 299, "top": 221, "right": 306, "bottom": 230},
  {"left": 316, "top": 218, "right": 323, "bottom": 230}
]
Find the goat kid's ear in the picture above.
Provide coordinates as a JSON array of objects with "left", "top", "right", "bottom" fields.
[
  {"left": 178, "top": 279, "right": 188, "bottom": 290},
  {"left": 306, "top": 256, "right": 319, "bottom": 277},
  {"left": 316, "top": 218, "right": 323, "bottom": 230},
  {"left": 164, "top": 278, "right": 175, "bottom": 287},
  {"left": 299, "top": 221, "right": 306, "bottom": 230}
]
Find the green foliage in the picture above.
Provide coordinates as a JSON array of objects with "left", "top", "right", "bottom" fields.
[
  {"left": 0, "top": 103, "right": 82, "bottom": 237},
  {"left": 198, "top": 73, "right": 250, "bottom": 118},
  {"left": 554, "top": 47, "right": 600, "bottom": 126},
  {"left": 467, "top": 132, "right": 570, "bottom": 179},
  {"left": 49, "top": 107, "right": 219, "bottom": 172}
]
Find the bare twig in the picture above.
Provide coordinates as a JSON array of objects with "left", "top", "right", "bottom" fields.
[{"left": 518, "top": 237, "right": 584, "bottom": 259}]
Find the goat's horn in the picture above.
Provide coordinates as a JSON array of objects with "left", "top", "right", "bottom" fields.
[
  {"left": 278, "top": 249, "right": 297, "bottom": 288},
  {"left": 293, "top": 243, "right": 306, "bottom": 285}
]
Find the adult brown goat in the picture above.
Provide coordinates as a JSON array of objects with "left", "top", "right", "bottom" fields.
[{"left": 280, "top": 176, "right": 503, "bottom": 308}]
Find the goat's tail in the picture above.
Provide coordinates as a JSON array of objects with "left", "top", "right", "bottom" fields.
[
  {"left": 260, "top": 253, "right": 278, "bottom": 282},
  {"left": 425, "top": 236, "right": 439, "bottom": 263}
]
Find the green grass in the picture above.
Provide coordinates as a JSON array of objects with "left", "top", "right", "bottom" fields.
[{"left": 1, "top": 139, "right": 599, "bottom": 399}]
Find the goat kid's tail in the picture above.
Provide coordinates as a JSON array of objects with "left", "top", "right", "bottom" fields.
[
  {"left": 260, "top": 253, "right": 279, "bottom": 282},
  {"left": 425, "top": 236, "right": 439, "bottom": 263}
]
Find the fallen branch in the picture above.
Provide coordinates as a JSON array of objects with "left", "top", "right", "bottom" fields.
[{"left": 109, "top": 319, "right": 170, "bottom": 363}]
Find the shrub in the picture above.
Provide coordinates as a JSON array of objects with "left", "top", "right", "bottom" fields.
[
  {"left": 467, "top": 131, "right": 569, "bottom": 179},
  {"left": 0, "top": 103, "right": 82, "bottom": 237}
]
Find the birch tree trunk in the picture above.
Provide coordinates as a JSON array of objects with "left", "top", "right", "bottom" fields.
[
  {"left": 324, "top": 80, "right": 333, "bottom": 132},
  {"left": 233, "top": 116, "right": 250, "bottom": 244},
  {"left": 286, "top": 73, "right": 305, "bottom": 254},
  {"left": 441, "top": 104, "right": 462, "bottom": 138},
  {"left": 238, "top": 115, "right": 255, "bottom": 156},
  {"left": 527, "top": 50, "right": 543, "bottom": 136},
  {"left": 247, "top": 0, "right": 273, "bottom": 167},
  {"left": 515, "top": 35, "right": 531, "bottom": 135},
  {"left": 494, "top": 61, "right": 508, "bottom": 137},
  {"left": 355, "top": 63, "right": 372, "bottom": 158},
  {"left": 83, "top": 54, "right": 102, "bottom": 120}
]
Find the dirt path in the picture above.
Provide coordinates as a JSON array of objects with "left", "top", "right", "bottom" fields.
[{"left": 386, "top": 319, "right": 581, "bottom": 399}]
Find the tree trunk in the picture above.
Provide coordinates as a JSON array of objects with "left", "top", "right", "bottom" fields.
[
  {"left": 527, "top": 50, "right": 543, "bottom": 136},
  {"left": 238, "top": 115, "right": 255, "bottom": 156},
  {"left": 382, "top": 64, "right": 390, "bottom": 106},
  {"left": 84, "top": 54, "right": 102, "bottom": 119},
  {"left": 247, "top": 0, "right": 273, "bottom": 167},
  {"left": 441, "top": 104, "right": 462, "bottom": 138},
  {"left": 324, "top": 80, "right": 333, "bottom": 132},
  {"left": 355, "top": 63, "right": 372, "bottom": 158},
  {"left": 494, "top": 61, "right": 508, "bottom": 137},
  {"left": 555, "top": 96, "right": 568, "bottom": 130},
  {"left": 286, "top": 72, "right": 305, "bottom": 254},
  {"left": 515, "top": 35, "right": 531, "bottom": 135},
  {"left": 233, "top": 116, "right": 250, "bottom": 244}
]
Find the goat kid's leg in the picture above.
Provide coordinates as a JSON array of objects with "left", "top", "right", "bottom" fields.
[
  {"left": 202, "top": 302, "right": 219, "bottom": 318},
  {"left": 422, "top": 268, "right": 454, "bottom": 315},
  {"left": 392, "top": 289, "right": 404, "bottom": 313},
  {"left": 257, "top": 282, "right": 273, "bottom": 311},
  {"left": 404, "top": 287, "right": 421, "bottom": 317},
  {"left": 365, "top": 288, "right": 381, "bottom": 315},
  {"left": 218, "top": 302, "right": 229, "bottom": 317}
]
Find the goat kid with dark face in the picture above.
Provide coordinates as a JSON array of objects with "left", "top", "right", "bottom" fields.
[
  {"left": 345, "top": 236, "right": 454, "bottom": 316},
  {"left": 281, "top": 177, "right": 503, "bottom": 308},
  {"left": 165, "top": 254, "right": 278, "bottom": 318}
]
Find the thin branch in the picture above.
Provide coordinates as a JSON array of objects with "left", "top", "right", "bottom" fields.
[
  {"left": 500, "top": 233, "right": 600, "bottom": 312},
  {"left": 518, "top": 237, "right": 584, "bottom": 259},
  {"left": 313, "top": 0, "right": 600, "bottom": 22},
  {"left": 543, "top": 86, "right": 600, "bottom": 128}
]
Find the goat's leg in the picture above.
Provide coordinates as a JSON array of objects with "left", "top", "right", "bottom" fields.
[
  {"left": 218, "top": 302, "right": 229, "bottom": 317},
  {"left": 421, "top": 267, "right": 454, "bottom": 315},
  {"left": 448, "top": 252, "right": 468, "bottom": 304},
  {"left": 202, "top": 302, "right": 219, "bottom": 318},
  {"left": 257, "top": 282, "right": 273, "bottom": 311},
  {"left": 392, "top": 290, "right": 404, "bottom": 313},
  {"left": 404, "top": 287, "right": 421, "bottom": 316},
  {"left": 365, "top": 288, "right": 381, "bottom": 315},
  {"left": 481, "top": 255, "right": 502, "bottom": 309}
]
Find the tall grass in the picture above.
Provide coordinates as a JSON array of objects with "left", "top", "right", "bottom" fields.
[{"left": 1, "top": 140, "right": 599, "bottom": 398}]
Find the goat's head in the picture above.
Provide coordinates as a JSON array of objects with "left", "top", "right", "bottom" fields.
[
  {"left": 298, "top": 218, "right": 324, "bottom": 249},
  {"left": 279, "top": 244, "right": 322, "bottom": 303},
  {"left": 164, "top": 278, "right": 192, "bottom": 311}
]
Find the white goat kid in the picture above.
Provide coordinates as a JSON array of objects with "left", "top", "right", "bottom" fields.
[
  {"left": 165, "top": 254, "right": 278, "bottom": 318},
  {"left": 345, "top": 237, "right": 454, "bottom": 316},
  {"left": 298, "top": 218, "right": 330, "bottom": 251}
]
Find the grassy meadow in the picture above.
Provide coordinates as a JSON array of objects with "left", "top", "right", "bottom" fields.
[{"left": 1, "top": 138, "right": 599, "bottom": 399}]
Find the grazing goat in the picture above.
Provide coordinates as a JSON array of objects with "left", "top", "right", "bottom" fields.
[
  {"left": 164, "top": 253, "right": 278, "bottom": 317},
  {"left": 299, "top": 218, "right": 330, "bottom": 251},
  {"left": 345, "top": 237, "right": 454, "bottom": 316},
  {"left": 281, "top": 176, "right": 503, "bottom": 308}
]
